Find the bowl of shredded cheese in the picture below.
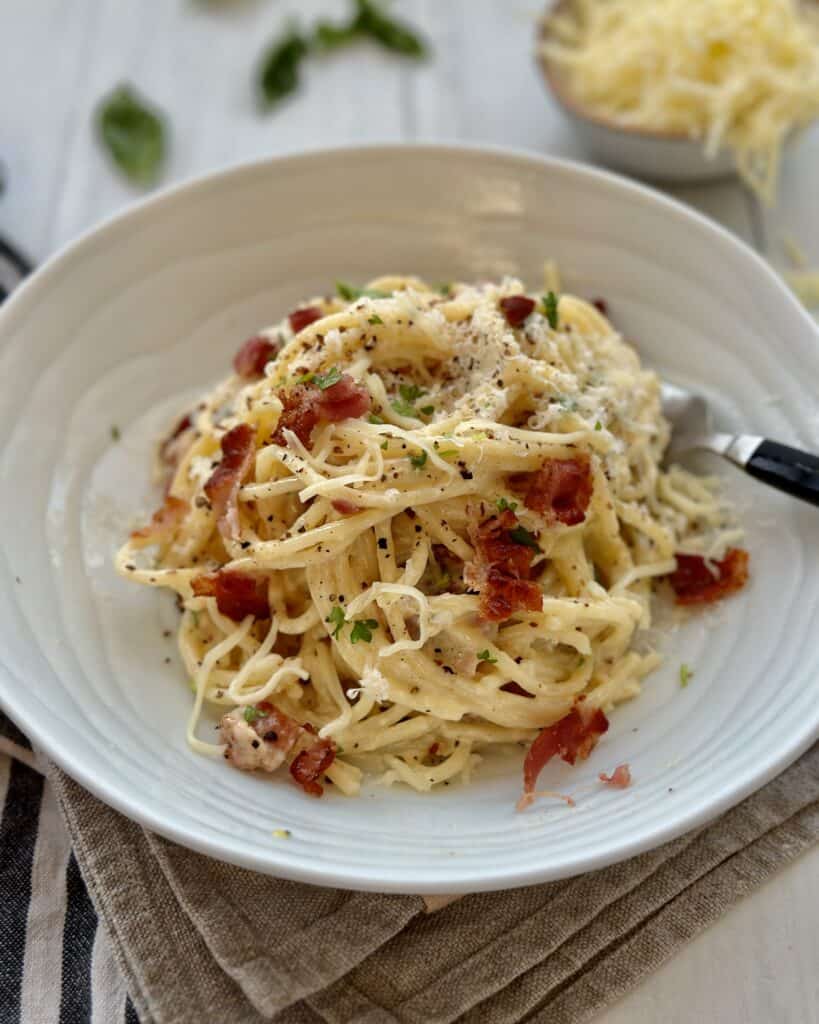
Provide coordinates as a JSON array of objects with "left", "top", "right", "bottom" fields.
[{"left": 538, "top": 0, "right": 819, "bottom": 203}]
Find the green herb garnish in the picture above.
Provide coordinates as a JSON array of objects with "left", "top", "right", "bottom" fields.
[
  {"left": 257, "top": 27, "right": 310, "bottom": 109},
  {"left": 436, "top": 282, "right": 452, "bottom": 295},
  {"left": 368, "top": 412, "right": 384, "bottom": 424},
  {"left": 542, "top": 291, "right": 559, "bottom": 330},
  {"left": 352, "top": 0, "right": 427, "bottom": 57},
  {"left": 477, "top": 649, "right": 498, "bottom": 664},
  {"left": 243, "top": 705, "right": 264, "bottom": 724},
  {"left": 368, "top": 313, "right": 384, "bottom": 325},
  {"left": 509, "top": 525, "right": 541, "bottom": 551},
  {"left": 391, "top": 399, "right": 419, "bottom": 418},
  {"left": 313, "top": 365, "right": 342, "bottom": 390},
  {"left": 96, "top": 84, "right": 166, "bottom": 186},
  {"left": 380, "top": 439, "right": 389, "bottom": 450},
  {"left": 327, "top": 605, "right": 346, "bottom": 640},
  {"left": 680, "top": 663, "right": 694, "bottom": 688},
  {"left": 496, "top": 497, "right": 518, "bottom": 513},
  {"left": 410, "top": 450, "right": 428, "bottom": 469},
  {"left": 399, "top": 383, "right": 425, "bottom": 403},
  {"left": 420, "top": 405, "right": 434, "bottom": 415},
  {"left": 350, "top": 618, "right": 378, "bottom": 644},
  {"left": 336, "top": 281, "right": 390, "bottom": 301},
  {"left": 110, "top": 425, "right": 121, "bottom": 442},
  {"left": 437, "top": 449, "right": 458, "bottom": 459},
  {"left": 594, "top": 420, "right": 603, "bottom": 431}
]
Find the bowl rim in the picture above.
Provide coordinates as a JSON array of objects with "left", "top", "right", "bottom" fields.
[
  {"left": 1, "top": 142, "right": 817, "bottom": 892},
  {"left": 536, "top": 0, "right": 703, "bottom": 143}
]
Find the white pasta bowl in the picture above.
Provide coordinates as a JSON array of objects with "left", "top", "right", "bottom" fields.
[{"left": 0, "top": 145, "right": 818, "bottom": 894}]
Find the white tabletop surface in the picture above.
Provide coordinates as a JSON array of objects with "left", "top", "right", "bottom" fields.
[{"left": 1, "top": 2, "right": 817, "bottom": 1021}]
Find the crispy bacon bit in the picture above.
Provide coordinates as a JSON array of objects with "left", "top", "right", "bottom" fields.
[
  {"left": 290, "top": 737, "right": 336, "bottom": 797},
  {"left": 272, "top": 375, "right": 371, "bottom": 449},
  {"left": 331, "top": 498, "right": 360, "bottom": 515},
  {"left": 204, "top": 423, "right": 255, "bottom": 540},
  {"left": 192, "top": 570, "right": 269, "bottom": 621},
  {"left": 592, "top": 298, "right": 608, "bottom": 316},
  {"left": 522, "top": 705, "right": 609, "bottom": 796},
  {"left": 220, "top": 701, "right": 302, "bottom": 773},
  {"left": 233, "top": 335, "right": 278, "bottom": 378},
  {"left": 467, "top": 509, "right": 542, "bottom": 622},
  {"left": 130, "top": 495, "right": 188, "bottom": 547},
  {"left": 499, "top": 295, "right": 536, "bottom": 328},
  {"left": 159, "top": 413, "right": 193, "bottom": 468},
  {"left": 668, "top": 549, "right": 749, "bottom": 605},
  {"left": 517, "top": 457, "right": 593, "bottom": 527},
  {"left": 288, "top": 306, "right": 323, "bottom": 334},
  {"left": 599, "top": 764, "right": 631, "bottom": 788}
]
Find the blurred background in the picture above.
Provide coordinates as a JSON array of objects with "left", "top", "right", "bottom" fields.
[{"left": 0, "top": 0, "right": 817, "bottom": 292}]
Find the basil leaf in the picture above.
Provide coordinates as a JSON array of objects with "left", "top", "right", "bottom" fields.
[
  {"left": 313, "top": 20, "right": 358, "bottom": 50},
  {"left": 257, "top": 28, "right": 310, "bottom": 109},
  {"left": 353, "top": 0, "right": 427, "bottom": 57},
  {"left": 477, "top": 649, "right": 498, "bottom": 664},
  {"left": 96, "top": 84, "right": 166, "bottom": 186},
  {"left": 399, "top": 382, "right": 425, "bottom": 403},
  {"left": 391, "top": 398, "right": 419, "bottom": 418}
]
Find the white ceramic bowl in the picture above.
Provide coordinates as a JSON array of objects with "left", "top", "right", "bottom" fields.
[
  {"left": 1, "top": 145, "right": 818, "bottom": 894},
  {"left": 537, "top": 8, "right": 737, "bottom": 184}
]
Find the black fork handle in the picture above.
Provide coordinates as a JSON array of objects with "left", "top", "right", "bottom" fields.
[{"left": 745, "top": 439, "right": 819, "bottom": 507}]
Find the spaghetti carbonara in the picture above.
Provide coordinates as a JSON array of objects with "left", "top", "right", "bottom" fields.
[{"left": 116, "top": 271, "right": 748, "bottom": 802}]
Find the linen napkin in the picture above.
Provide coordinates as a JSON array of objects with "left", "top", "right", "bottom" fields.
[{"left": 47, "top": 742, "right": 818, "bottom": 1024}]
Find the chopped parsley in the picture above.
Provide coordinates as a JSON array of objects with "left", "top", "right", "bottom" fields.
[
  {"left": 477, "top": 649, "right": 498, "bottom": 665},
  {"left": 680, "top": 663, "right": 694, "bottom": 688},
  {"left": 350, "top": 618, "right": 378, "bottom": 644},
  {"left": 542, "top": 290, "right": 559, "bottom": 330},
  {"left": 326, "top": 605, "right": 346, "bottom": 639},
  {"left": 110, "top": 425, "right": 121, "bottom": 441},
  {"left": 410, "top": 450, "right": 428, "bottom": 470},
  {"left": 313, "top": 365, "right": 342, "bottom": 390},
  {"left": 368, "top": 412, "right": 384, "bottom": 424},
  {"left": 437, "top": 448, "right": 458, "bottom": 459},
  {"left": 594, "top": 420, "right": 603, "bottom": 431},
  {"left": 380, "top": 440, "right": 389, "bottom": 450},
  {"left": 392, "top": 382, "right": 427, "bottom": 418},
  {"left": 243, "top": 705, "right": 264, "bottom": 724},
  {"left": 336, "top": 281, "right": 390, "bottom": 301},
  {"left": 368, "top": 313, "right": 384, "bottom": 325},
  {"left": 420, "top": 404, "right": 435, "bottom": 415},
  {"left": 509, "top": 525, "right": 541, "bottom": 551},
  {"left": 496, "top": 497, "right": 518, "bottom": 513},
  {"left": 436, "top": 282, "right": 452, "bottom": 295}
]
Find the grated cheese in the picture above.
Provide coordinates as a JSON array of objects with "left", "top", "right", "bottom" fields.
[{"left": 541, "top": 0, "right": 819, "bottom": 204}]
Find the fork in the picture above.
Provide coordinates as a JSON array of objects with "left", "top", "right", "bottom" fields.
[{"left": 660, "top": 381, "right": 819, "bottom": 507}]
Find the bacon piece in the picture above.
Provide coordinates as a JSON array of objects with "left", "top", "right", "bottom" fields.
[
  {"left": 192, "top": 570, "right": 269, "bottom": 621},
  {"left": 499, "top": 295, "right": 536, "bottom": 327},
  {"left": 668, "top": 549, "right": 749, "bottom": 605},
  {"left": 517, "top": 457, "right": 593, "bottom": 527},
  {"left": 130, "top": 495, "right": 188, "bottom": 547},
  {"left": 272, "top": 375, "right": 371, "bottom": 449},
  {"left": 522, "top": 705, "right": 609, "bottom": 796},
  {"left": 599, "top": 764, "right": 631, "bottom": 788},
  {"left": 467, "top": 509, "right": 543, "bottom": 621},
  {"left": 204, "top": 423, "right": 255, "bottom": 541},
  {"left": 290, "top": 737, "right": 336, "bottom": 797},
  {"left": 159, "top": 413, "right": 193, "bottom": 468},
  {"left": 331, "top": 498, "right": 360, "bottom": 515},
  {"left": 233, "top": 335, "right": 279, "bottom": 378},
  {"left": 288, "top": 305, "right": 323, "bottom": 334},
  {"left": 220, "top": 701, "right": 303, "bottom": 773}
]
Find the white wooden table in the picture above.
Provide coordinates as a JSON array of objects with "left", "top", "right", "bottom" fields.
[{"left": 1, "top": 2, "right": 817, "bottom": 1021}]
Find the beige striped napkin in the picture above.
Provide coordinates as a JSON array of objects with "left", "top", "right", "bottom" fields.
[{"left": 49, "top": 741, "right": 818, "bottom": 1024}]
